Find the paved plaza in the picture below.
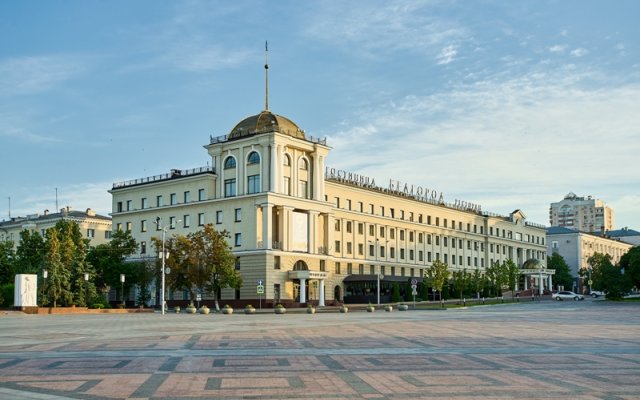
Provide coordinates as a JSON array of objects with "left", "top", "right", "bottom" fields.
[{"left": 1, "top": 300, "right": 639, "bottom": 400}]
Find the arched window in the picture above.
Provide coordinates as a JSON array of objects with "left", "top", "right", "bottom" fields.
[
  {"left": 283, "top": 154, "right": 291, "bottom": 166},
  {"left": 299, "top": 158, "right": 308, "bottom": 170},
  {"left": 247, "top": 151, "right": 260, "bottom": 165},
  {"left": 224, "top": 156, "right": 236, "bottom": 169},
  {"left": 293, "top": 260, "right": 308, "bottom": 271}
]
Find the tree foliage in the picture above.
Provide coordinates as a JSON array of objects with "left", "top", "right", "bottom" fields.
[
  {"left": 0, "top": 240, "right": 15, "bottom": 285},
  {"left": 619, "top": 246, "right": 640, "bottom": 290},
  {"left": 426, "top": 259, "right": 449, "bottom": 300},
  {"left": 153, "top": 224, "right": 241, "bottom": 309},
  {"left": 547, "top": 253, "right": 573, "bottom": 290},
  {"left": 87, "top": 229, "right": 138, "bottom": 298},
  {"left": 15, "top": 230, "right": 45, "bottom": 275},
  {"left": 588, "top": 252, "right": 632, "bottom": 300}
]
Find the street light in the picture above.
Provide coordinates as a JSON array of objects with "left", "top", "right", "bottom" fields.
[
  {"left": 120, "top": 273, "right": 125, "bottom": 306},
  {"left": 42, "top": 270, "right": 48, "bottom": 306},
  {"left": 154, "top": 217, "right": 180, "bottom": 315},
  {"left": 84, "top": 273, "right": 89, "bottom": 307},
  {"left": 377, "top": 273, "right": 384, "bottom": 305}
]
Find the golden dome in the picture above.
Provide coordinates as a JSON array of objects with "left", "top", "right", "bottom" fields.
[{"left": 228, "top": 111, "right": 305, "bottom": 140}]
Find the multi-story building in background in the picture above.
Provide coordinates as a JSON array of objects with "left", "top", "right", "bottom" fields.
[
  {"left": 0, "top": 207, "right": 112, "bottom": 249},
  {"left": 598, "top": 227, "right": 640, "bottom": 246},
  {"left": 549, "top": 192, "right": 614, "bottom": 233},
  {"left": 546, "top": 226, "right": 632, "bottom": 292}
]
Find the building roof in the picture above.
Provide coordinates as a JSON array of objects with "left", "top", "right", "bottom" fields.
[
  {"left": 599, "top": 228, "right": 640, "bottom": 237},
  {"left": 546, "top": 226, "right": 579, "bottom": 235},
  {"left": 0, "top": 208, "right": 111, "bottom": 227},
  {"left": 228, "top": 110, "right": 305, "bottom": 140}
]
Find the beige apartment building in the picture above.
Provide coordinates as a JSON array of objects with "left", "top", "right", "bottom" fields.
[
  {"left": 0, "top": 207, "right": 112, "bottom": 249},
  {"left": 549, "top": 192, "right": 614, "bottom": 232},
  {"left": 110, "top": 107, "right": 548, "bottom": 306}
]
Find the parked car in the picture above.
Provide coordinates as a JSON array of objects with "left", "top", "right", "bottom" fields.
[
  {"left": 590, "top": 290, "right": 605, "bottom": 298},
  {"left": 552, "top": 291, "right": 584, "bottom": 301}
]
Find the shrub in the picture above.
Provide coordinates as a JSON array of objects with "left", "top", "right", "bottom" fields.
[
  {"left": 391, "top": 283, "right": 401, "bottom": 303},
  {"left": 0, "top": 284, "right": 14, "bottom": 307},
  {"left": 91, "top": 303, "right": 105, "bottom": 309}
]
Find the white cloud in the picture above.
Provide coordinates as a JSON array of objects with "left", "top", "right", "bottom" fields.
[
  {"left": 437, "top": 45, "right": 458, "bottom": 65},
  {"left": 327, "top": 71, "right": 640, "bottom": 225},
  {"left": 302, "top": 1, "right": 468, "bottom": 57},
  {"left": 570, "top": 48, "right": 589, "bottom": 57},
  {"left": 0, "top": 56, "right": 84, "bottom": 95},
  {"left": 549, "top": 44, "right": 567, "bottom": 53}
]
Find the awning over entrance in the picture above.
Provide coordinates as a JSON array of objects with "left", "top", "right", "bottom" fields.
[{"left": 343, "top": 274, "right": 421, "bottom": 283}]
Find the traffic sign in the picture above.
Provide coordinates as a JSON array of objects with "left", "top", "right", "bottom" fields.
[
  {"left": 411, "top": 278, "right": 417, "bottom": 285},
  {"left": 588, "top": 279, "right": 593, "bottom": 285},
  {"left": 412, "top": 289, "right": 418, "bottom": 296},
  {"left": 257, "top": 285, "right": 264, "bottom": 294},
  {"left": 257, "top": 279, "right": 264, "bottom": 285}
]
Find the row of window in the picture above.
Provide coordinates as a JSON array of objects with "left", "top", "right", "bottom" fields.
[
  {"left": 117, "top": 189, "right": 207, "bottom": 213},
  {"left": 334, "top": 202, "right": 544, "bottom": 245}
]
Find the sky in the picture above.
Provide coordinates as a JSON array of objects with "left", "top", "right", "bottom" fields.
[{"left": 1, "top": 0, "right": 639, "bottom": 229}]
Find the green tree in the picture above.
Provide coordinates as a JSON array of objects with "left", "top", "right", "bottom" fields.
[
  {"left": 619, "top": 246, "right": 640, "bottom": 290},
  {"left": 504, "top": 259, "right": 519, "bottom": 297},
  {"left": 42, "top": 229, "right": 72, "bottom": 307},
  {"left": 547, "top": 253, "right": 573, "bottom": 290},
  {"left": 14, "top": 230, "right": 45, "bottom": 275},
  {"left": 452, "top": 269, "right": 467, "bottom": 300},
  {"left": 153, "top": 224, "right": 241, "bottom": 310},
  {"left": 0, "top": 240, "right": 16, "bottom": 285},
  {"left": 52, "top": 220, "right": 95, "bottom": 306},
  {"left": 469, "top": 269, "right": 484, "bottom": 298},
  {"left": 426, "top": 259, "right": 448, "bottom": 301},
  {"left": 588, "top": 253, "right": 632, "bottom": 300},
  {"left": 391, "top": 283, "right": 401, "bottom": 302},
  {"left": 485, "top": 261, "right": 499, "bottom": 296},
  {"left": 87, "top": 229, "right": 138, "bottom": 302}
]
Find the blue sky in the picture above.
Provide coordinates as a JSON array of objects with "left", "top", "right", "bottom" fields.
[{"left": 1, "top": 0, "right": 639, "bottom": 229}]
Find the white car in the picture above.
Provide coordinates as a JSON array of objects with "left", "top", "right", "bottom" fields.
[
  {"left": 552, "top": 291, "right": 584, "bottom": 301},
  {"left": 590, "top": 290, "right": 605, "bottom": 298}
]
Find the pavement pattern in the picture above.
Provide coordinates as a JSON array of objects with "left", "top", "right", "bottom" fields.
[{"left": 1, "top": 300, "right": 639, "bottom": 400}]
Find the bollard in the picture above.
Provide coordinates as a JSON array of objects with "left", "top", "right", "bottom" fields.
[
  {"left": 482, "top": 297, "right": 485, "bottom": 305},
  {"left": 463, "top": 298, "right": 466, "bottom": 307},
  {"left": 441, "top": 298, "right": 444, "bottom": 309}
]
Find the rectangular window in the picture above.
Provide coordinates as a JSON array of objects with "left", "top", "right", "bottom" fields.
[
  {"left": 390, "top": 266, "right": 395, "bottom": 276},
  {"left": 170, "top": 193, "right": 177, "bottom": 205},
  {"left": 283, "top": 177, "right": 291, "bottom": 195},
  {"left": 435, "top": 217, "right": 439, "bottom": 226},
  {"left": 125, "top": 222, "right": 132, "bottom": 232},
  {"left": 418, "top": 233, "right": 423, "bottom": 243},
  {"left": 409, "top": 231, "right": 414, "bottom": 242},
  {"left": 224, "top": 179, "right": 237, "bottom": 197},
  {"left": 169, "top": 217, "right": 176, "bottom": 229},
  {"left": 380, "top": 206, "right": 385, "bottom": 216},
  {"left": 198, "top": 188, "right": 206, "bottom": 201},
  {"left": 419, "top": 251, "right": 423, "bottom": 261},
  {"left": 358, "top": 202, "right": 363, "bottom": 212},
  {"left": 346, "top": 242, "right": 352, "bottom": 254},
  {"left": 183, "top": 215, "right": 190, "bottom": 228},
  {"left": 156, "top": 195, "right": 163, "bottom": 207},
  {"left": 358, "top": 243, "right": 364, "bottom": 255},
  {"left": 335, "top": 240, "right": 341, "bottom": 252},
  {"left": 347, "top": 263, "right": 353, "bottom": 274},
  {"left": 380, "top": 246, "right": 385, "bottom": 257},
  {"left": 444, "top": 218, "right": 448, "bottom": 228},
  {"left": 235, "top": 233, "right": 242, "bottom": 247},
  {"left": 400, "top": 248, "right": 405, "bottom": 259},
  {"left": 105, "top": 231, "right": 112, "bottom": 239},
  {"left": 369, "top": 244, "right": 375, "bottom": 256},
  {"left": 381, "top": 266, "right": 386, "bottom": 275},
  {"left": 198, "top": 213, "right": 205, "bottom": 226},
  {"left": 335, "top": 262, "right": 341, "bottom": 274},
  {"left": 428, "top": 252, "right": 432, "bottom": 262},
  {"left": 435, "top": 236, "right": 440, "bottom": 246},
  {"left": 216, "top": 211, "right": 223, "bottom": 224},
  {"left": 274, "top": 256, "right": 281, "bottom": 269},
  {"left": 334, "top": 197, "right": 340, "bottom": 208},
  {"left": 379, "top": 226, "right": 385, "bottom": 238},
  {"left": 320, "top": 259, "right": 325, "bottom": 272},
  {"left": 427, "top": 215, "right": 432, "bottom": 225},
  {"left": 184, "top": 191, "right": 191, "bottom": 203},
  {"left": 370, "top": 265, "right": 375, "bottom": 274},
  {"left": 451, "top": 239, "right": 456, "bottom": 249},
  {"left": 358, "top": 223, "right": 364, "bottom": 235},
  {"left": 443, "top": 237, "right": 448, "bottom": 247},
  {"left": 427, "top": 235, "right": 432, "bottom": 245},
  {"left": 400, "top": 230, "right": 405, "bottom": 241},
  {"left": 235, "top": 258, "right": 241, "bottom": 270},
  {"left": 346, "top": 221, "right": 352, "bottom": 233},
  {"left": 335, "top": 220, "right": 341, "bottom": 231},
  {"left": 247, "top": 175, "right": 260, "bottom": 194},
  {"left": 359, "top": 264, "right": 364, "bottom": 274},
  {"left": 141, "top": 198, "right": 148, "bottom": 209},
  {"left": 299, "top": 180, "right": 308, "bottom": 198},
  {"left": 140, "top": 241, "right": 146, "bottom": 254},
  {"left": 409, "top": 249, "right": 414, "bottom": 260},
  {"left": 390, "top": 208, "right": 395, "bottom": 218},
  {"left": 390, "top": 247, "right": 395, "bottom": 258},
  {"left": 126, "top": 200, "right": 132, "bottom": 211},
  {"left": 87, "top": 228, "right": 95, "bottom": 238},
  {"left": 117, "top": 201, "right": 123, "bottom": 212},
  {"left": 235, "top": 208, "right": 241, "bottom": 222},
  {"left": 140, "top": 220, "right": 147, "bottom": 232},
  {"left": 390, "top": 229, "right": 395, "bottom": 240},
  {"left": 369, "top": 225, "right": 375, "bottom": 235},
  {"left": 452, "top": 254, "right": 456, "bottom": 265},
  {"left": 444, "top": 254, "right": 448, "bottom": 264},
  {"left": 346, "top": 199, "right": 352, "bottom": 210},
  {"left": 369, "top": 204, "right": 374, "bottom": 214}
]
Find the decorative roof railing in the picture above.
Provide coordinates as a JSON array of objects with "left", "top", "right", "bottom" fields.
[
  {"left": 112, "top": 166, "right": 215, "bottom": 189},
  {"left": 210, "top": 127, "right": 327, "bottom": 146}
]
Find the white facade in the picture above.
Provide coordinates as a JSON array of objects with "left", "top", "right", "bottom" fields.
[{"left": 110, "top": 108, "right": 548, "bottom": 307}]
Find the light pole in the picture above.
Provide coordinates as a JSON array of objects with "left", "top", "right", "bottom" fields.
[
  {"left": 154, "top": 217, "right": 179, "bottom": 315},
  {"left": 42, "top": 269, "right": 48, "bottom": 306},
  {"left": 120, "top": 274, "right": 125, "bottom": 307},
  {"left": 377, "top": 273, "right": 384, "bottom": 305},
  {"left": 84, "top": 272, "right": 89, "bottom": 307}
]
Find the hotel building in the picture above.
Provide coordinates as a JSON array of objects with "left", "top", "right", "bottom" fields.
[{"left": 110, "top": 104, "right": 549, "bottom": 306}]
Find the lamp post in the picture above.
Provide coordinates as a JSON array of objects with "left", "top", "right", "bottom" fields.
[
  {"left": 42, "top": 269, "right": 48, "bottom": 306},
  {"left": 377, "top": 273, "right": 384, "bottom": 305},
  {"left": 154, "top": 217, "right": 179, "bottom": 315},
  {"left": 84, "top": 273, "right": 89, "bottom": 307},
  {"left": 120, "top": 274, "right": 125, "bottom": 307}
]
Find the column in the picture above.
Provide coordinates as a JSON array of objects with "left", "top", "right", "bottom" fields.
[
  {"left": 300, "top": 278, "right": 307, "bottom": 303},
  {"left": 308, "top": 211, "right": 319, "bottom": 254},
  {"left": 312, "top": 152, "right": 320, "bottom": 200},
  {"left": 538, "top": 270, "right": 543, "bottom": 295},
  {"left": 548, "top": 274, "right": 553, "bottom": 291},
  {"left": 269, "top": 144, "right": 277, "bottom": 192},
  {"left": 262, "top": 203, "right": 273, "bottom": 249},
  {"left": 282, "top": 206, "right": 294, "bottom": 251},
  {"left": 319, "top": 279, "right": 325, "bottom": 306},
  {"left": 524, "top": 276, "right": 528, "bottom": 290}
]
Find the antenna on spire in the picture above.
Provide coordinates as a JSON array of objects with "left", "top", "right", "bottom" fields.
[{"left": 264, "top": 40, "right": 269, "bottom": 111}]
